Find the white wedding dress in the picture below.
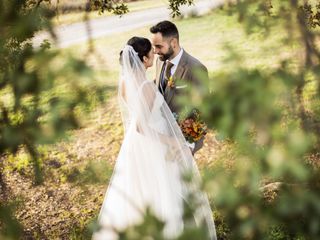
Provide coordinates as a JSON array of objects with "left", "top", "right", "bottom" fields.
[{"left": 92, "top": 46, "right": 216, "bottom": 240}]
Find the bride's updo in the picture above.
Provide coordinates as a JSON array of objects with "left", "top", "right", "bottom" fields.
[{"left": 119, "top": 36, "right": 152, "bottom": 64}]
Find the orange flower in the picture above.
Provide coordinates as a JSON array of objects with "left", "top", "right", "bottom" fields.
[
  {"left": 179, "top": 116, "right": 207, "bottom": 143},
  {"left": 167, "top": 76, "right": 175, "bottom": 88}
]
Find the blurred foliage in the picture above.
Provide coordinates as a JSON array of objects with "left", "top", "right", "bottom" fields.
[
  {"left": 300, "top": 2, "right": 320, "bottom": 28},
  {"left": 187, "top": 0, "right": 320, "bottom": 239},
  {"left": 89, "top": 0, "right": 196, "bottom": 17},
  {"left": 89, "top": 0, "right": 129, "bottom": 15},
  {"left": 0, "top": 0, "right": 105, "bottom": 238},
  {"left": 0, "top": 203, "right": 23, "bottom": 239},
  {"left": 168, "top": 0, "right": 194, "bottom": 18},
  {"left": 0, "top": 0, "right": 105, "bottom": 183},
  {"left": 51, "top": 0, "right": 196, "bottom": 17},
  {"left": 27, "top": 0, "right": 129, "bottom": 15},
  {"left": 0, "top": 0, "right": 208, "bottom": 238},
  {"left": 2, "top": 0, "right": 320, "bottom": 239}
]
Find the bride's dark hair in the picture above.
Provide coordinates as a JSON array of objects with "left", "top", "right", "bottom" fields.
[{"left": 119, "top": 36, "right": 152, "bottom": 64}]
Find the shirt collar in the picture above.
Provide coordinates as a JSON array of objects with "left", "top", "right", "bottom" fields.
[{"left": 169, "top": 48, "right": 183, "bottom": 66}]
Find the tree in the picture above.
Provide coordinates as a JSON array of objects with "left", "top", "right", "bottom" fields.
[
  {"left": 0, "top": 0, "right": 200, "bottom": 238},
  {"left": 190, "top": 0, "right": 320, "bottom": 239},
  {"left": 2, "top": 0, "right": 320, "bottom": 239},
  {"left": 0, "top": 0, "right": 106, "bottom": 237}
]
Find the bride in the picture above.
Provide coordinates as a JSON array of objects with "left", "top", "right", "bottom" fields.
[{"left": 92, "top": 36, "right": 216, "bottom": 240}]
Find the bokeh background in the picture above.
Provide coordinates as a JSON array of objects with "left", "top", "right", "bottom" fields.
[{"left": 1, "top": 0, "right": 320, "bottom": 239}]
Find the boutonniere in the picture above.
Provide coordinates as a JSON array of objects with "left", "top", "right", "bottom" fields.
[{"left": 167, "top": 76, "right": 175, "bottom": 88}]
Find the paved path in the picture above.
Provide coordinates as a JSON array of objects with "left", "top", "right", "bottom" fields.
[{"left": 33, "top": 0, "right": 223, "bottom": 48}]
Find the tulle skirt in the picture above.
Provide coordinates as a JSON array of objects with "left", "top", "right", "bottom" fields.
[{"left": 92, "top": 124, "right": 185, "bottom": 240}]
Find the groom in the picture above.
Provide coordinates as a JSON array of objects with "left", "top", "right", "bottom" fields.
[{"left": 150, "top": 20, "right": 209, "bottom": 155}]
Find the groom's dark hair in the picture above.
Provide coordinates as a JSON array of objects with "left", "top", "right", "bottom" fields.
[{"left": 150, "top": 21, "right": 179, "bottom": 41}]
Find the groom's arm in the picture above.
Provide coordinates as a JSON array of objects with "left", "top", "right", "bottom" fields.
[
  {"left": 185, "top": 63, "right": 208, "bottom": 118},
  {"left": 185, "top": 63, "right": 209, "bottom": 155},
  {"left": 190, "top": 64, "right": 208, "bottom": 89}
]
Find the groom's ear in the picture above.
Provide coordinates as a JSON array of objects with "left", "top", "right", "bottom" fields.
[{"left": 171, "top": 38, "right": 179, "bottom": 48}]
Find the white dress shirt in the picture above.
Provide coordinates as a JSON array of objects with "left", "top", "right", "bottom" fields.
[{"left": 166, "top": 48, "right": 184, "bottom": 76}]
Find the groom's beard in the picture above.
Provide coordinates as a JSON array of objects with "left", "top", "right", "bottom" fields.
[{"left": 159, "top": 46, "right": 174, "bottom": 61}]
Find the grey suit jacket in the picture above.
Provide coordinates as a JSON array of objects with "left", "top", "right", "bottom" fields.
[{"left": 155, "top": 50, "right": 209, "bottom": 154}]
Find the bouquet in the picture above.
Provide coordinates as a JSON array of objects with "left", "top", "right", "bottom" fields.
[{"left": 179, "top": 109, "right": 207, "bottom": 143}]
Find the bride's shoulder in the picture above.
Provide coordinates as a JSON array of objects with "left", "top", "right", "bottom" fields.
[
  {"left": 138, "top": 81, "right": 163, "bottom": 102},
  {"left": 138, "top": 80, "right": 157, "bottom": 92}
]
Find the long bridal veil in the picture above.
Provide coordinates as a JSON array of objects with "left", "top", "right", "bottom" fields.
[{"left": 93, "top": 45, "right": 216, "bottom": 240}]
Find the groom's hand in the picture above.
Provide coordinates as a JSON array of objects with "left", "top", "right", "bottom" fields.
[
  {"left": 192, "top": 136, "right": 205, "bottom": 155},
  {"left": 186, "top": 141, "right": 195, "bottom": 154}
]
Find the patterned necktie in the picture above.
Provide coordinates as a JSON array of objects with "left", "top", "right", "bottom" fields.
[{"left": 160, "top": 61, "right": 174, "bottom": 93}]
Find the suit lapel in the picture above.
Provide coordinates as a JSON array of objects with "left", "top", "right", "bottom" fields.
[
  {"left": 173, "top": 51, "right": 188, "bottom": 81},
  {"left": 155, "top": 58, "right": 165, "bottom": 88},
  {"left": 164, "top": 51, "right": 188, "bottom": 104},
  {"left": 164, "top": 84, "right": 175, "bottom": 104}
]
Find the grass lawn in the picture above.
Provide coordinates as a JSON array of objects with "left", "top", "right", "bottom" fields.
[{"left": 3, "top": 7, "right": 298, "bottom": 239}]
